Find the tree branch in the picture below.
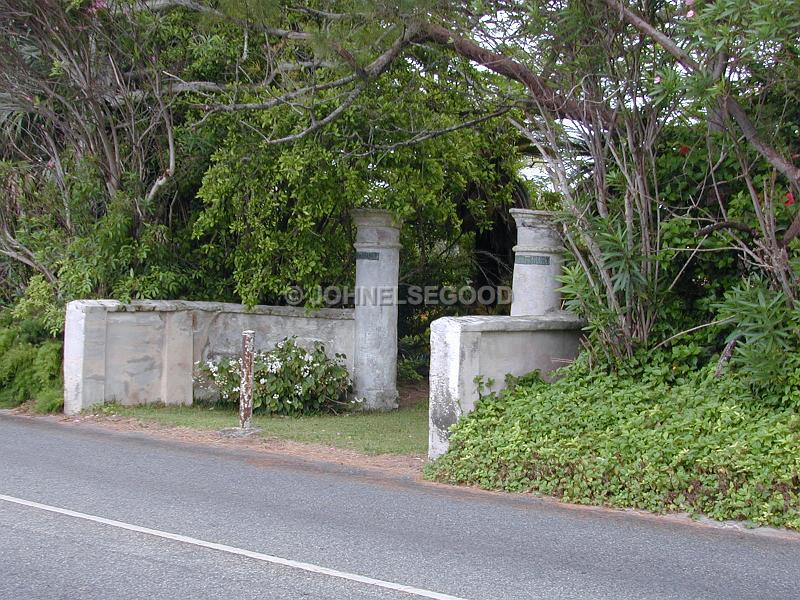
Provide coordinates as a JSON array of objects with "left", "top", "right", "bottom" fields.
[
  {"left": 724, "top": 97, "right": 800, "bottom": 185},
  {"left": 414, "top": 22, "right": 605, "bottom": 124},
  {"left": 197, "top": 26, "right": 412, "bottom": 115},
  {"left": 345, "top": 108, "right": 512, "bottom": 157},
  {"left": 602, "top": 0, "right": 699, "bottom": 72},
  {"left": 695, "top": 221, "right": 758, "bottom": 237},
  {"left": 252, "top": 82, "right": 365, "bottom": 146},
  {"left": 144, "top": 95, "right": 176, "bottom": 205},
  {"left": 193, "top": 74, "right": 359, "bottom": 113}
]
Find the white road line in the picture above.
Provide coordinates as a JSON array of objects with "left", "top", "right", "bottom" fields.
[{"left": 0, "top": 493, "right": 467, "bottom": 600}]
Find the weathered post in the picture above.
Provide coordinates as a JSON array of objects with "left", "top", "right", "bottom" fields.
[
  {"left": 239, "top": 330, "right": 255, "bottom": 429},
  {"left": 509, "top": 209, "right": 565, "bottom": 316},
  {"left": 351, "top": 208, "right": 401, "bottom": 410}
]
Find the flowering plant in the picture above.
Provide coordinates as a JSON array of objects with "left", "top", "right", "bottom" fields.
[{"left": 196, "top": 337, "right": 355, "bottom": 416}]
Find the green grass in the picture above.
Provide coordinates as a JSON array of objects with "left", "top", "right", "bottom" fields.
[{"left": 92, "top": 402, "right": 429, "bottom": 456}]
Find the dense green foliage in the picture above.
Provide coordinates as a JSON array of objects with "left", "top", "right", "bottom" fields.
[
  {"left": 426, "top": 355, "right": 800, "bottom": 529},
  {"left": 0, "top": 315, "right": 62, "bottom": 412},
  {"left": 197, "top": 337, "right": 353, "bottom": 415},
  {"left": 193, "top": 58, "right": 523, "bottom": 307},
  {"left": 0, "top": 2, "right": 527, "bottom": 314},
  {"left": 0, "top": 1, "right": 528, "bottom": 390},
  {"left": 528, "top": 0, "right": 800, "bottom": 360}
]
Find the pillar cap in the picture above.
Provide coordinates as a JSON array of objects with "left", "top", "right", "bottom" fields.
[
  {"left": 351, "top": 208, "right": 402, "bottom": 229},
  {"left": 509, "top": 208, "right": 558, "bottom": 229}
]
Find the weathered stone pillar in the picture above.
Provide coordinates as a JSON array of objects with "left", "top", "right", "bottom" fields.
[
  {"left": 510, "top": 209, "right": 565, "bottom": 316},
  {"left": 351, "top": 209, "right": 401, "bottom": 410},
  {"left": 63, "top": 300, "right": 110, "bottom": 415}
]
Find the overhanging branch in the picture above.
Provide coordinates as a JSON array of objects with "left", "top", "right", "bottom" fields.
[
  {"left": 413, "top": 22, "right": 608, "bottom": 124},
  {"left": 345, "top": 107, "right": 513, "bottom": 157}
]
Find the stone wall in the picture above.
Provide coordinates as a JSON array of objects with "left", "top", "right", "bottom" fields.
[
  {"left": 63, "top": 300, "right": 355, "bottom": 415},
  {"left": 427, "top": 313, "right": 583, "bottom": 459}
]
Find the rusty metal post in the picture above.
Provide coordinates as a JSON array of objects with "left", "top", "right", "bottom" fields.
[{"left": 239, "top": 330, "right": 255, "bottom": 429}]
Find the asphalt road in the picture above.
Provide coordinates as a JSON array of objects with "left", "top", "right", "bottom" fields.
[{"left": 0, "top": 414, "right": 798, "bottom": 600}]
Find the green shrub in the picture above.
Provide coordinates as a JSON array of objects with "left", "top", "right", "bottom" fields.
[
  {"left": 0, "top": 319, "right": 63, "bottom": 410},
  {"left": 197, "top": 336, "right": 354, "bottom": 416},
  {"left": 715, "top": 278, "right": 800, "bottom": 402},
  {"left": 33, "top": 386, "right": 64, "bottom": 414},
  {"left": 396, "top": 333, "right": 428, "bottom": 383},
  {"left": 426, "top": 354, "right": 800, "bottom": 529}
]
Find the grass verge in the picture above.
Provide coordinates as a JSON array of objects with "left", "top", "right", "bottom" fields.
[{"left": 91, "top": 400, "right": 429, "bottom": 456}]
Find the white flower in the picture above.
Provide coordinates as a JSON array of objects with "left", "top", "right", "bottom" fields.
[
  {"left": 272, "top": 394, "right": 279, "bottom": 400},
  {"left": 294, "top": 384, "right": 302, "bottom": 394},
  {"left": 259, "top": 378, "right": 267, "bottom": 385}
]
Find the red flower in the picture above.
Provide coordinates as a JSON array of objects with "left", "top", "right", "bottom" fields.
[
  {"left": 786, "top": 191, "right": 795, "bottom": 207},
  {"left": 679, "top": 144, "right": 690, "bottom": 156}
]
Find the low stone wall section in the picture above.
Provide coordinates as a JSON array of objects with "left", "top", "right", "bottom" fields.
[
  {"left": 63, "top": 300, "right": 354, "bottom": 415},
  {"left": 428, "top": 312, "right": 584, "bottom": 459}
]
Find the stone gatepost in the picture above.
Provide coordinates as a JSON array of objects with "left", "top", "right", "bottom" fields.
[
  {"left": 427, "top": 209, "right": 582, "bottom": 459},
  {"left": 510, "top": 209, "right": 565, "bottom": 316},
  {"left": 351, "top": 209, "right": 402, "bottom": 410}
]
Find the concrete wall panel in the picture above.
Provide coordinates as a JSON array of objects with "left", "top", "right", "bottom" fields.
[
  {"left": 428, "top": 313, "right": 584, "bottom": 459},
  {"left": 64, "top": 300, "right": 355, "bottom": 415}
]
